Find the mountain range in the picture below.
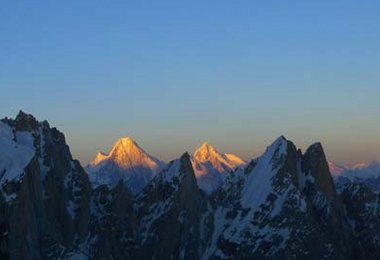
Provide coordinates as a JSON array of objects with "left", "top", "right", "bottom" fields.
[
  {"left": 86, "top": 138, "right": 246, "bottom": 195},
  {"left": 329, "top": 161, "right": 380, "bottom": 192},
  {"left": 0, "top": 111, "right": 379, "bottom": 259}
]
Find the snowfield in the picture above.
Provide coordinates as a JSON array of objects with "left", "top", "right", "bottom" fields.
[{"left": 0, "top": 122, "right": 35, "bottom": 193}]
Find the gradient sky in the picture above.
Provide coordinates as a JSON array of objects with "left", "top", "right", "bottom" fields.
[{"left": 1, "top": 1, "right": 380, "bottom": 165}]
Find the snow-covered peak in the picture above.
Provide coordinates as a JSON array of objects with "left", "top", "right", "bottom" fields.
[
  {"left": 191, "top": 142, "right": 246, "bottom": 193},
  {"left": 241, "top": 136, "right": 288, "bottom": 208},
  {"left": 193, "top": 142, "right": 220, "bottom": 161},
  {"left": 87, "top": 136, "right": 165, "bottom": 193},
  {"left": 110, "top": 137, "right": 139, "bottom": 153},
  {"left": 193, "top": 142, "right": 245, "bottom": 172},
  {"left": 90, "top": 136, "right": 162, "bottom": 170},
  {"left": 269, "top": 135, "right": 288, "bottom": 149},
  {"left": 258, "top": 136, "right": 288, "bottom": 172},
  {"left": 109, "top": 137, "right": 142, "bottom": 160}
]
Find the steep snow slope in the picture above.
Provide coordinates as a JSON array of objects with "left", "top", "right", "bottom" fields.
[{"left": 0, "top": 122, "right": 35, "bottom": 197}]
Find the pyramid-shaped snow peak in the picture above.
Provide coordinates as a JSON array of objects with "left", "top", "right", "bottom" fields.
[
  {"left": 191, "top": 142, "right": 246, "bottom": 194},
  {"left": 86, "top": 137, "right": 165, "bottom": 194}
]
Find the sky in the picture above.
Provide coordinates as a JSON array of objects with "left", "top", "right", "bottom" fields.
[{"left": 1, "top": 0, "right": 380, "bottom": 165}]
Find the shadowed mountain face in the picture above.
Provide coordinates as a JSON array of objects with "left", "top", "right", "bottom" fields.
[
  {"left": 0, "top": 112, "right": 379, "bottom": 259},
  {"left": 136, "top": 153, "right": 203, "bottom": 259}
]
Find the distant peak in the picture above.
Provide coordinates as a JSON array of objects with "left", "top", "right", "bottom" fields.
[
  {"left": 116, "top": 136, "right": 138, "bottom": 145},
  {"left": 351, "top": 162, "right": 370, "bottom": 170},
  {"left": 89, "top": 135, "right": 164, "bottom": 175},
  {"left": 199, "top": 141, "right": 213, "bottom": 149},
  {"left": 192, "top": 141, "right": 246, "bottom": 180},
  {"left": 196, "top": 141, "right": 219, "bottom": 153},
  {"left": 193, "top": 142, "right": 221, "bottom": 160},
  {"left": 110, "top": 136, "right": 141, "bottom": 152}
]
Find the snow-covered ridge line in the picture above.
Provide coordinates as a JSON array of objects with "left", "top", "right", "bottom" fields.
[{"left": 330, "top": 160, "right": 380, "bottom": 185}]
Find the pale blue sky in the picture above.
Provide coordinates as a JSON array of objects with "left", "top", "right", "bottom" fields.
[{"left": 1, "top": 1, "right": 380, "bottom": 165}]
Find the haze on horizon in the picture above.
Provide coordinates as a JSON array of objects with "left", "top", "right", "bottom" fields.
[{"left": 1, "top": 1, "right": 380, "bottom": 166}]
